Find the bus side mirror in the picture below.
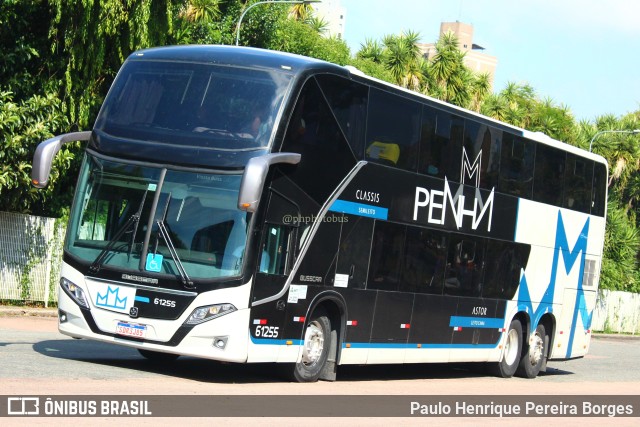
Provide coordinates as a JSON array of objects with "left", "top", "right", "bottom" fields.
[
  {"left": 31, "top": 131, "right": 92, "bottom": 188},
  {"left": 238, "top": 152, "right": 301, "bottom": 212}
]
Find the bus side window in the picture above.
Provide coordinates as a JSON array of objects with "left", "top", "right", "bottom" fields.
[
  {"left": 259, "top": 225, "right": 295, "bottom": 275},
  {"left": 483, "top": 240, "right": 530, "bottom": 299},
  {"left": 400, "top": 227, "right": 447, "bottom": 294},
  {"left": 444, "top": 236, "right": 484, "bottom": 297},
  {"left": 591, "top": 162, "right": 607, "bottom": 217},
  {"left": 365, "top": 88, "right": 420, "bottom": 171},
  {"left": 498, "top": 134, "right": 534, "bottom": 198},
  {"left": 563, "top": 155, "right": 593, "bottom": 213},
  {"left": 533, "top": 144, "right": 566, "bottom": 206}
]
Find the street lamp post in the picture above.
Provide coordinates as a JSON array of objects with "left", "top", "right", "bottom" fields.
[
  {"left": 589, "top": 129, "right": 640, "bottom": 152},
  {"left": 235, "top": 0, "right": 320, "bottom": 46}
]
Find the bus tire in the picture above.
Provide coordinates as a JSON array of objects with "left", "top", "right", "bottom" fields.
[
  {"left": 137, "top": 349, "right": 179, "bottom": 362},
  {"left": 516, "top": 323, "right": 546, "bottom": 378},
  {"left": 291, "top": 310, "right": 331, "bottom": 382},
  {"left": 491, "top": 319, "right": 522, "bottom": 378}
]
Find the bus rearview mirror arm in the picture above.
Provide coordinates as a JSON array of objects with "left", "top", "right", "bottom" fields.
[
  {"left": 31, "top": 131, "right": 92, "bottom": 188},
  {"left": 238, "top": 153, "right": 301, "bottom": 212}
]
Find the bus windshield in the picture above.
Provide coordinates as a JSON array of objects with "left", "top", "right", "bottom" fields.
[
  {"left": 66, "top": 155, "right": 250, "bottom": 281},
  {"left": 94, "top": 60, "right": 292, "bottom": 149}
]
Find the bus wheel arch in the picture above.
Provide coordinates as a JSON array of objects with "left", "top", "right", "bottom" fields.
[{"left": 291, "top": 294, "right": 345, "bottom": 382}]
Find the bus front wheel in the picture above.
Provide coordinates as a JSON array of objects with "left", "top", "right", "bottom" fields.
[
  {"left": 291, "top": 310, "right": 331, "bottom": 382},
  {"left": 492, "top": 319, "right": 522, "bottom": 378}
]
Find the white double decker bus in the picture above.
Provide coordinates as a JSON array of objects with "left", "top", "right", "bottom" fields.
[{"left": 32, "top": 45, "right": 607, "bottom": 381}]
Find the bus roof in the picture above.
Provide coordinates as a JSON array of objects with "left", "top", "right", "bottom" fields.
[
  {"left": 341, "top": 61, "right": 608, "bottom": 167},
  {"left": 129, "top": 45, "right": 347, "bottom": 76}
]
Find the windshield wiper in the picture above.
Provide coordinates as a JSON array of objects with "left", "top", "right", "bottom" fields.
[
  {"left": 89, "top": 189, "right": 149, "bottom": 273},
  {"left": 128, "top": 189, "right": 148, "bottom": 261},
  {"left": 152, "top": 193, "right": 195, "bottom": 290}
]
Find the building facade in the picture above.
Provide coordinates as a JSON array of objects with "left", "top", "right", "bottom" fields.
[
  {"left": 312, "top": 0, "right": 346, "bottom": 39},
  {"left": 418, "top": 21, "right": 498, "bottom": 85}
]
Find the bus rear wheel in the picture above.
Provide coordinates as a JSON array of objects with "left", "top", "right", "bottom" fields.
[
  {"left": 291, "top": 310, "right": 331, "bottom": 382},
  {"left": 491, "top": 319, "right": 522, "bottom": 378},
  {"left": 516, "top": 323, "right": 547, "bottom": 378}
]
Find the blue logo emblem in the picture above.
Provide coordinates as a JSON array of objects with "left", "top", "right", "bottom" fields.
[
  {"left": 146, "top": 253, "right": 163, "bottom": 272},
  {"left": 96, "top": 286, "right": 128, "bottom": 310}
]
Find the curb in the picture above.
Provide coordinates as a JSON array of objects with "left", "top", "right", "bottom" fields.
[{"left": 0, "top": 306, "right": 58, "bottom": 318}]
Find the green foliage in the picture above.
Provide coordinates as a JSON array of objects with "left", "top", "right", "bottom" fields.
[
  {"left": 0, "top": 1, "right": 55, "bottom": 98},
  {"left": 601, "top": 201, "right": 640, "bottom": 292},
  {"left": 50, "top": 0, "right": 180, "bottom": 128},
  {"left": 271, "top": 18, "right": 350, "bottom": 65},
  {"left": 0, "top": 91, "right": 77, "bottom": 216}
]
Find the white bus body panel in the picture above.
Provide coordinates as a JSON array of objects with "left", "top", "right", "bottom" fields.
[{"left": 514, "top": 199, "right": 605, "bottom": 360}]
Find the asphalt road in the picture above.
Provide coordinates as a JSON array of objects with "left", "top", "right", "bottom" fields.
[{"left": 0, "top": 314, "right": 639, "bottom": 426}]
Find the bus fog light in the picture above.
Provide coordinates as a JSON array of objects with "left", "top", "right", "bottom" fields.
[
  {"left": 213, "top": 336, "right": 228, "bottom": 349},
  {"left": 185, "top": 304, "right": 236, "bottom": 325},
  {"left": 60, "top": 277, "right": 89, "bottom": 308},
  {"left": 59, "top": 310, "right": 67, "bottom": 323}
]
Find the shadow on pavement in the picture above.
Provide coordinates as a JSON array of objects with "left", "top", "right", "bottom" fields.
[{"left": 31, "top": 338, "right": 542, "bottom": 383}]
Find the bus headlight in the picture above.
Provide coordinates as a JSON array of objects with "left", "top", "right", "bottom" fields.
[
  {"left": 185, "top": 304, "right": 236, "bottom": 325},
  {"left": 60, "top": 277, "right": 89, "bottom": 309}
]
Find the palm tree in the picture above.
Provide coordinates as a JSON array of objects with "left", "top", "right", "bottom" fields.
[
  {"left": 379, "top": 31, "right": 423, "bottom": 91},
  {"left": 358, "top": 38, "right": 383, "bottom": 63},
  {"left": 288, "top": 3, "right": 313, "bottom": 21},
  {"left": 469, "top": 71, "right": 491, "bottom": 112},
  {"left": 306, "top": 15, "right": 328, "bottom": 35},
  {"left": 428, "top": 31, "right": 471, "bottom": 105},
  {"left": 480, "top": 94, "right": 509, "bottom": 121},
  {"left": 180, "top": 0, "right": 222, "bottom": 23}
]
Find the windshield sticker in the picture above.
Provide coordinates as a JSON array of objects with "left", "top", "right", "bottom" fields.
[{"left": 145, "top": 253, "right": 163, "bottom": 272}]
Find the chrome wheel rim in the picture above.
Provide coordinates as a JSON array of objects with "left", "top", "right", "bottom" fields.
[
  {"left": 528, "top": 331, "right": 544, "bottom": 366},
  {"left": 301, "top": 320, "right": 324, "bottom": 366}
]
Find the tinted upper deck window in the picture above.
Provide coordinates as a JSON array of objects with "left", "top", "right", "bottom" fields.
[{"left": 95, "top": 60, "right": 292, "bottom": 150}]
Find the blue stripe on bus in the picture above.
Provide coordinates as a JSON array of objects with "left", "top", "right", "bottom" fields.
[
  {"left": 134, "top": 296, "right": 150, "bottom": 303},
  {"left": 342, "top": 342, "right": 499, "bottom": 349},
  {"left": 250, "top": 336, "right": 303, "bottom": 346},
  {"left": 249, "top": 337, "right": 499, "bottom": 349},
  {"left": 449, "top": 316, "right": 505, "bottom": 329},
  {"left": 329, "top": 199, "right": 388, "bottom": 220}
]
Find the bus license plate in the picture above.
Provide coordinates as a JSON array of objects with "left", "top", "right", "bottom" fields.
[{"left": 116, "top": 321, "right": 147, "bottom": 339}]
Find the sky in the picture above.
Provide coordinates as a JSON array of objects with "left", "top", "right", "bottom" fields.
[{"left": 339, "top": 0, "right": 640, "bottom": 122}]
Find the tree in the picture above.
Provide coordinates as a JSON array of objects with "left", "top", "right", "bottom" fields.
[
  {"left": 427, "top": 31, "right": 471, "bottom": 104},
  {"left": 271, "top": 18, "right": 350, "bottom": 64},
  {"left": 0, "top": 91, "right": 74, "bottom": 216},
  {"left": 288, "top": 2, "right": 313, "bottom": 21},
  {"left": 49, "top": 0, "right": 180, "bottom": 129},
  {"left": 382, "top": 31, "right": 423, "bottom": 91},
  {"left": 180, "top": 0, "right": 222, "bottom": 23},
  {"left": 306, "top": 15, "right": 329, "bottom": 35}
]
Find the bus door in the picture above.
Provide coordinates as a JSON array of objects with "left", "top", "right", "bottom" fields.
[{"left": 249, "top": 191, "right": 299, "bottom": 347}]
